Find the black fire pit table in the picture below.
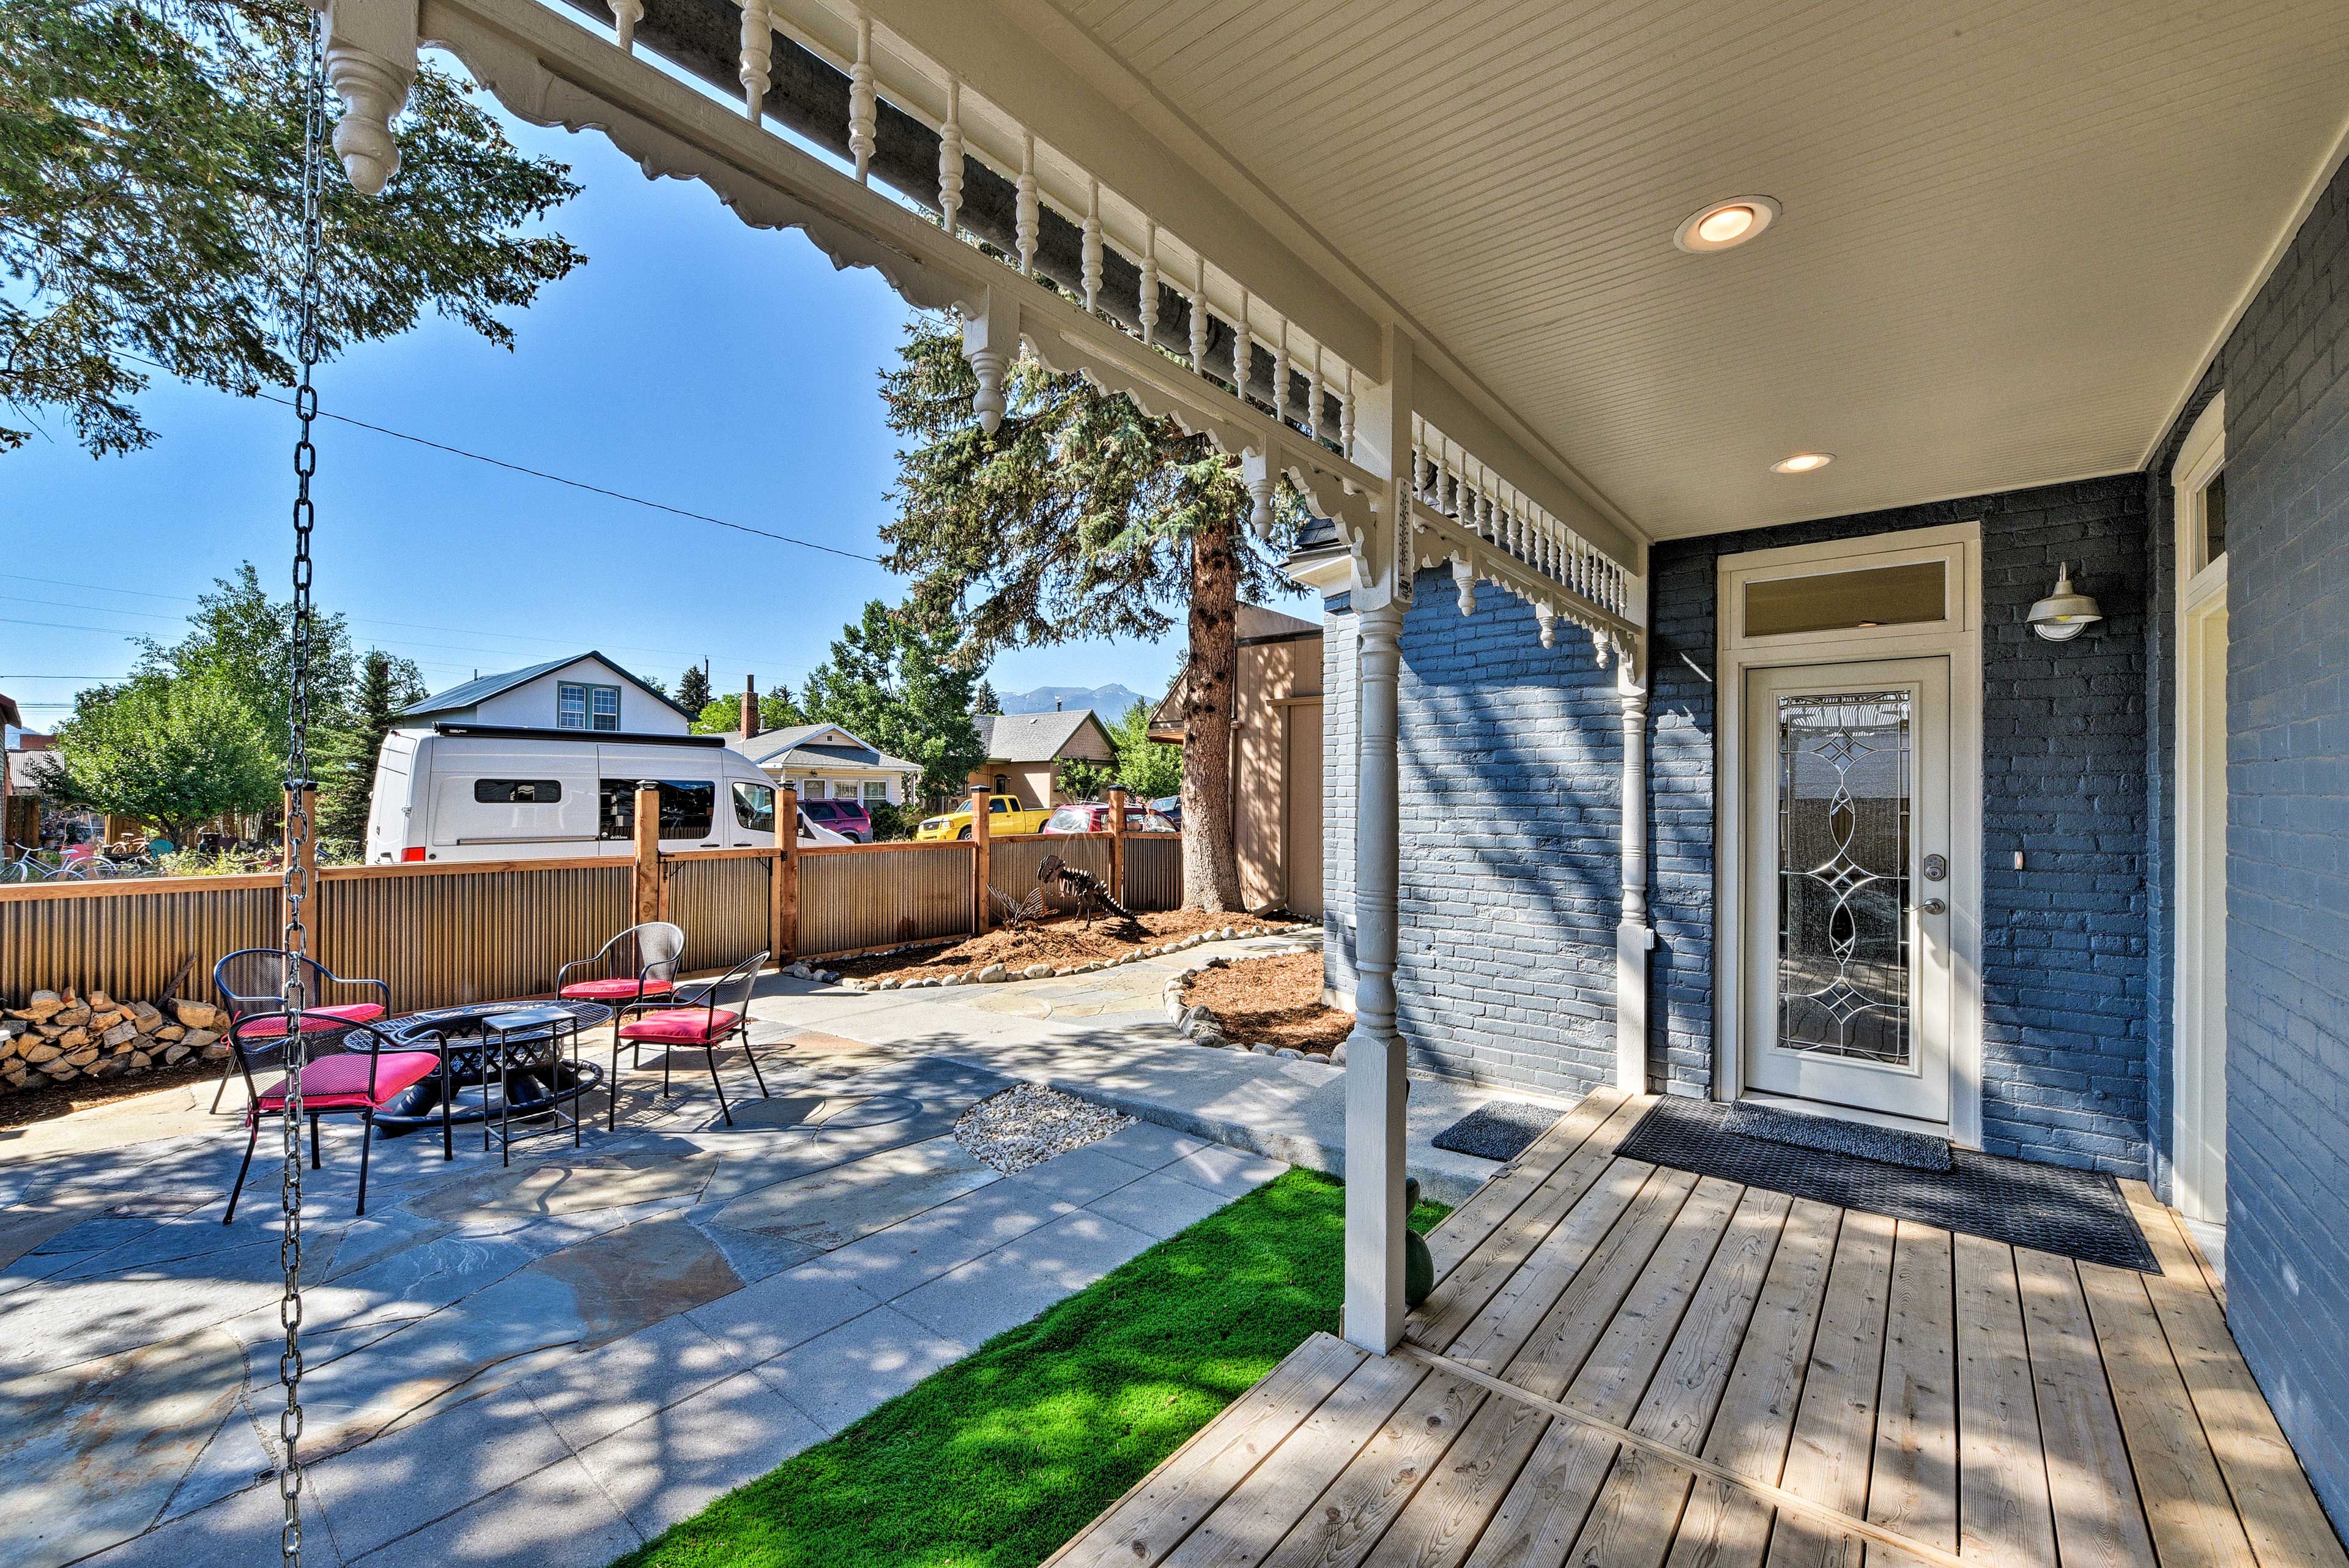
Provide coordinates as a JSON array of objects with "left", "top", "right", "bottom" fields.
[{"left": 368, "top": 1000, "right": 609, "bottom": 1137}]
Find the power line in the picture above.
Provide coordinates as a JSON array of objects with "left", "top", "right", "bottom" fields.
[{"left": 114, "top": 353, "right": 885, "bottom": 566}]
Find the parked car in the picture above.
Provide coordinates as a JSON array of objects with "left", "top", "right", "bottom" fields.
[
  {"left": 364, "top": 726, "right": 846, "bottom": 863},
  {"left": 915, "top": 793, "right": 1056, "bottom": 841},
  {"left": 1042, "top": 803, "right": 1178, "bottom": 834},
  {"left": 800, "top": 797, "right": 872, "bottom": 842},
  {"left": 1151, "top": 795, "right": 1182, "bottom": 827}
]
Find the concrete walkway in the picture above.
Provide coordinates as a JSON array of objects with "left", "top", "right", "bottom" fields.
[{"left": 0, "top": 931, "right": 1545, "bottom": 1568}]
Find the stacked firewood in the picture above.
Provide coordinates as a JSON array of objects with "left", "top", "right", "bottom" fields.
[{"left": 0, "top": 990, "right": 226, "bottom": 1094}]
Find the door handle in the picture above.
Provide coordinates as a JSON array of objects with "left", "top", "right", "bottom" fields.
[{"left": 1921, "top": 898, "right": 1947, "bottom": 916}]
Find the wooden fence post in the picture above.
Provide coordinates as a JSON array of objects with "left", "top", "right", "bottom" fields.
[
  {"left": 970, "top": 785, "right": 992, "bottom": 934},
  {"left": 1108, "top": 787, "right": 1128, "bottom": 905},
  {"left": 632, "top": 781, "right": 663, "bottom": 926},
  {"left": 773, "top": 785, "right": 799, "bottom": 964}
]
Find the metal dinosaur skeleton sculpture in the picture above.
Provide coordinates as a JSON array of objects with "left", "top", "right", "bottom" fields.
[{"left": 1036, "top": 853, "right": 1137, "bottom": 928}]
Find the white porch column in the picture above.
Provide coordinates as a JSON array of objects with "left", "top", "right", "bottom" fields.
[
  {"left": 1345, "top": 600, "right": 1408, "bottom": 1352},
  {"left": 1616, "top": 665, "right": 1653, "bottom": 1091},
  {"left": 1341, "top": 326, "right": 1414, "bottom": 1356}
]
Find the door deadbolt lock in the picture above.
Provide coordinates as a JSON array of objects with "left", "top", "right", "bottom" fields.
[
  {"left": 1923, "top": 853, "right": 1948, "bottom": 882},
  {"left": 1921, "top": 897, "right": 1948, "bottom": 916}
]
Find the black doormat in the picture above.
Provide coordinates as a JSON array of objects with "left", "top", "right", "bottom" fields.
[
  {"left": 1431, "top": 1101, "right": 1563, "bottom": 1162},
  {"left": 1616, "top": 1096, "right": 2159, "bottom": 1272},
  {"left": 1723, "top": 1101, "right": 1954, "bottom": 1172}
]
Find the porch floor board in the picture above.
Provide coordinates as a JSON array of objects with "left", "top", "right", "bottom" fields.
[{"left": 1047, "top": 1088, "right": 2349, "bottom": 1568}]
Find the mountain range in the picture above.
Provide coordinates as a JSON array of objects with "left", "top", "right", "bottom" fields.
[{"left": 995, "top": 684, "right": 1151, "bottom": 719}]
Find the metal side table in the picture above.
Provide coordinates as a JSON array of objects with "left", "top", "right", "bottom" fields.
[{"left": 481, "top": 1003, "right": 584, "bottom": 1165}]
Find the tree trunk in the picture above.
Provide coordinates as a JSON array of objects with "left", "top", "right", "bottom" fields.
[{"left": 1181, "top": 515, "right": 1245, "bottom": 912}]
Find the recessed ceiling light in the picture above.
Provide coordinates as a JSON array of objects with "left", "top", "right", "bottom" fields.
[
  {"left": 1771, "top": 452, "right": 1833, "bottom": 474},
  {"left": 1675, "top": 195, "right": 1779, "bottom": 253}
]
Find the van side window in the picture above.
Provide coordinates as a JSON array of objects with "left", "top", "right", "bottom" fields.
[
  {"left": 733, "top": 782, "right": 776, "bottom": 834},
  {"left": 599, "top": 779, "right": 716, "bottom": 840},
  {"left": 474, "top": 779, "right": 563, "bottom": 804}
]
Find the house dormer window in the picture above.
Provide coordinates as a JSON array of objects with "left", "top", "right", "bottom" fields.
[{"left": 559, "top": 682, "right": 620, "bottom": 732}]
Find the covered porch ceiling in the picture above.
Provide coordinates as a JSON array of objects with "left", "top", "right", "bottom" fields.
[{"left": 977, "top": 0, "right": 2349, "bottom": 540}]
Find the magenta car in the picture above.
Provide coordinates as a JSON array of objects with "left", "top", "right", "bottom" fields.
[{"left": 800, "top": 798, "right": 873, "bottom": 842}]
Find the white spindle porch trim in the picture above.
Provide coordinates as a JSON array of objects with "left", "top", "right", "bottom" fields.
[
  {"left": 738, "top": 0, "right": 770, "bottom": 117},
  {"left": 608, "top": 0, "right": 641, "bottom": 53},
  {"left": 847, "top": 9, "right": 874, "bottom": 182},
  {"left": 937, "top": 75, "right": 962, "bottom": 235}
]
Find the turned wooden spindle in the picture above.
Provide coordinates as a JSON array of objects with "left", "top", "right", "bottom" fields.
[
  {"left": 938, "top": 76, "right": 963, "bottom": 234},
  {"left": 847, "top": 11, "right": 875, "bottom": 183}
]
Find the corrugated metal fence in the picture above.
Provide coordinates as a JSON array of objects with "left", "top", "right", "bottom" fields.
[
  {"left": 0, "top": 877, "right": 281, "bottom": 1002},
  {"left": 0, "top": 831, "right": 1192, "bottom": 1008},
  {"left": 311, "top": 861, "right": 632, "bottom": 1012},
  {"left": 1125, "top": 834, "right": 1183, "bottom": 911},
  {"left": 800, "top": 842, "right": 972, "bottom": 958},
  {"left": 666, "top": 850, "right": 773, "bottom": 975}
]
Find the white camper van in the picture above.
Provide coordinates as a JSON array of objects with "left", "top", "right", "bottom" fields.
[{"left": 363, "top": 724, "right": 847, "bottom": 863}]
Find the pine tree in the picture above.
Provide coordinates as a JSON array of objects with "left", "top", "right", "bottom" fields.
[
  {"left": 972, "top": 679, "right": 1000, "bottom": 716},
  {"left": 316, "top": 650, "right": 425, "bottom": 852},
  {"left": 877, "top": 315, "right": 1297, "bottom": 910},
  {"left": 676, "top": 663, "right": 711, "bottom": 716}
]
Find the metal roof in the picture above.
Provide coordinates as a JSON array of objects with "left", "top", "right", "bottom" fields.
[{"left": 401, "top": 653, "right": 694, "bottom": 721}]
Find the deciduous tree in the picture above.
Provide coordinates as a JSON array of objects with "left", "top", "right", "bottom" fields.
[
  {"left": 1109, "top": 699, "right": 1182, "bottom": 800},
  {"left": 44, "top": 671, "right": 279, "bottom": 844},
  {"left": 801, "top": 598, "right": 987, "bottom": 807}
]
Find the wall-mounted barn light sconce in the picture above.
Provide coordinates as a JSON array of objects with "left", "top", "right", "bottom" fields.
[{"left": 2027, "top": 562, "right": 2103, "bottom": 642}]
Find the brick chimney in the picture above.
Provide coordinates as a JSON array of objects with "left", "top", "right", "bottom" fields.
[{"left": 741, "top": 675, "right": 759, "bottom": 740}]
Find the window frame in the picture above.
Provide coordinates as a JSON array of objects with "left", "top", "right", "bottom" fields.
[{"left": 558, "top": 681, "right": 622, "bottom": 732}]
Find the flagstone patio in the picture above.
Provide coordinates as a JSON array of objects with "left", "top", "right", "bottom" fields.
[
  {"left": 0, "top": 1016, "right": 1278, "bottom": 1567},
  {"left": 0, "top": 929, "right": 1548, "bottom": 1568}
]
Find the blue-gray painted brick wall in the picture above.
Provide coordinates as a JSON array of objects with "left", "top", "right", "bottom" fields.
[
  {"left": 1648, "top": 475, "right": 2153, "bottom": 1177},
  {"left": 2211, "top": 151, "right": 2349, "bottom": 1528},
  {"left": 1319, "top": 576, "right": 1622, "bottom": 1096}
]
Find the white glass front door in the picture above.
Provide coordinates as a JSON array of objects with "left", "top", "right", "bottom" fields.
[{"left": 1742, "top": 658, "right": 1953, "bottom": 1125}]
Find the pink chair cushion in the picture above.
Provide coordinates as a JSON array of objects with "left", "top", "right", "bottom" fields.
[
  {"left": 256, "top": 1050, "right": 441, "bottom": 1113},
  {"left": 559, "top": 977, "right": 674, "bottom": 1001},
  {"left": 616, "top": 1008, "right": 742, "bottom": 1046},
  {"left": 234, "top": 1001, "right": 385, "bottom": 1038}
]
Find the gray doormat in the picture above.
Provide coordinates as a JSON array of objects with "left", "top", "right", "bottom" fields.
[
  {"left": 1616, "top": 1096, "right": 2159, "bottom": 1272},
  {"left": 1431, "top": 1101, "right": 1563, "bottom": 1162},
  {"left": 1723, "top": 1101, "right": 1953, "bottom": 1172}
]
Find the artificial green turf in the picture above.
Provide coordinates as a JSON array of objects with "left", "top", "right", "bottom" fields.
[{"left": 615, "top": 1168, "right": 1447, "bottom": 1568}]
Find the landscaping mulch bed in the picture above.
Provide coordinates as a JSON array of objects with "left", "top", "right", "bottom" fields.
[
  {"left": 828, "top": 909, "right": 1292, "bottom": 986},
  {"left": 1181, "top": 951, "right": 1355, "bottom": 1055},
  {"left": 0, "top": 1057, "right": 217, "bottom": 1131}
]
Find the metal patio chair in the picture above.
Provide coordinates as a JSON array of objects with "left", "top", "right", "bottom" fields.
[
  {"left": 210, "top": 949, "right": 393, "bottom": 1113},
  {"left": 610, "top": 949, "right": 771, "bottom": 1129},
  {"left": 219, "top": 1014, "right": 451, "bottom": 1222},
  {"left": 555, "top": 920, "right": 685, "bottom": 1065}
]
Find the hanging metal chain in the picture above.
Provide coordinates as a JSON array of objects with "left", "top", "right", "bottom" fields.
[{"left": 276, "top": 12, "right": 330, "bottom": 1566}]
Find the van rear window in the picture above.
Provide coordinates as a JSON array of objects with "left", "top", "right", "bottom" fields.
[{"left": 475, "top": 779, "right": 563, "bottom": 804}]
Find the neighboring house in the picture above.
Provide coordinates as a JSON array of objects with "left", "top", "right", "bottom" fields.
[
  {"left": 968, "top": 709, "right": 1116, "bottom": 810},
  {"left": 1, "top": 692, "right": 42, "bottom": 848},
  {"left": 399, "top": 653, "right": 691, "bottom": 734},
  {"left": 728, "top": 722, "right": 918, "bottom": 806},
  {"left": 1149, "top": 603, "right": 1324, "bottom": 918}
]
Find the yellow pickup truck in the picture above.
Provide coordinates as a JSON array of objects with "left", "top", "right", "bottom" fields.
[{"left": 914, "top": 793, "right": 1056, "bottom": 841}]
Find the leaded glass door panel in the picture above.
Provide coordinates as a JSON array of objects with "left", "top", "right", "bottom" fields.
[{"left": 1742, "top": 658, "right": 1952, "bottom": 1124}]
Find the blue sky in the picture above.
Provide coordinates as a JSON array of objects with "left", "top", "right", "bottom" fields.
[{"left": 2, "top": 71, "right": 1311, "bottom": 730}]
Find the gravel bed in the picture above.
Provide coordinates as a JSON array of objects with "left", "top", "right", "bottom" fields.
[{"left": 954, "top": 1082, "right": 1136, "bottom": 1175}]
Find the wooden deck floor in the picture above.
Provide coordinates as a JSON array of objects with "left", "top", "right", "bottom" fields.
[{"left": 1048, "top": 1088, "right": 2349, "bottom": 1568}]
